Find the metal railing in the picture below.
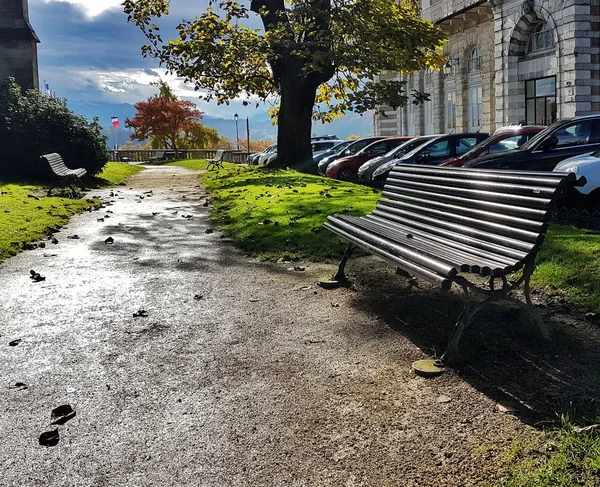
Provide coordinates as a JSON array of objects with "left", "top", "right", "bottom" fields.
[
  {"left": 108, "top": 149, "right": 252, "bottom": 165},
  {"left": 421, "top": 0, "right": 486, "bottom": 24}
]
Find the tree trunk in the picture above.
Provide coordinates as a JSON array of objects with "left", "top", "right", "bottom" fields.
[{"left": 271, "top": 70, "right": 316, "bottom": 173}]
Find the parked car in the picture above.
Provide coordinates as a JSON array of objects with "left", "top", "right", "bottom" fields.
[
  {"left": 372, "top": 132, "right": 490, "bottom": 185},
  {"left": 358, "top": 135, "right": 437, "bottom": 185},
  {"left": 313, "top": 140, "right": 355, "bottom": 164},
  {"left": 249, "top": 144, "right": 276, "bottom": 165},
  {"left": 553, "top": 150, "right": 600, "bottom": 209},
  {"left": 317, "top": 136, "right": 385, "bottom": 175},
  {"left": 464, "top": 114, "right": 600, "bottom": 170},
  {"left": 441, "top": 125, "right": 545, "bottom": 167},
  {"left": 311, "top": 134, "right": 339, "bottom": 141},
  {"left": 326, "top": 137, "right": 414, "bottom": 181},
  {"left": 263, "top": 139, "right": 343, "bottom": 166}
]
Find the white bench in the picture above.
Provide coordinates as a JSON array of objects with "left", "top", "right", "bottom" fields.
[
  {"left": 206, "top": 150, "right": 225, "bottom": 171},
  {"left": 41, "top": 153, "right": 87, "bottom": 196}
]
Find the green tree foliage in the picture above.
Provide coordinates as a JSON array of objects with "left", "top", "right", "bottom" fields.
[
  {"left": 123, "top": 0, "right": 446, "bottom": 170},
  {"left": 0, "top": 78, "right": 109, "bottom": 180}
]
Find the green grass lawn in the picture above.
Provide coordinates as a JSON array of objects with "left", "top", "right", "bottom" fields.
[
  {"left": 170, "top": 160, "right": 380, "bottom": 261},
  {"left": 86, "top": 161, "right": 144, "bottom": 186},
  {"left": 500, "top": 416, "right": 600, "bottom": 487},
  {"left": 0, "top": 162, "right": 143, "bottom": 262}
]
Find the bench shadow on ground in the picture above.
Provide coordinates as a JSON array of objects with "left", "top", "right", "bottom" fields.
[{"left": 344, "top": 259, "right": 600, "bottom": 427}]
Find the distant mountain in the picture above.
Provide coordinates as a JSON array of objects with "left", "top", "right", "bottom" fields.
[{"left": 66, "top": 100, "right": 374, "bottom": 148}]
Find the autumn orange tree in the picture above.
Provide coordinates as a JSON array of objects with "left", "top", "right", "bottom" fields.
[{"left": 126, "top": 91, "right": 202, "bottom": 156}]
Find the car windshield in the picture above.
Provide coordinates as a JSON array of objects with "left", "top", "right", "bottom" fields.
[
  {"left": 326, "top": 140, "right": 353, "bottom": 155},
  {"left": 459, "top": 137, "right": 498, "bottom": 159},
  {"left": 518, "top": 122, "right": 561, "bottom": 150}
]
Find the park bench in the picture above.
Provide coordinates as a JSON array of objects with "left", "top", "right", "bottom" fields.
[
  {"left": 206, "top": 150, "right": 225, "bottom": 171},
  {"left": 324, "top": 163, "right": 584, "bottom": 364},
  {"left": 41, "top": 153, "right": 87, "bottom": 197},
  {"left": 148, "top": 150, "right": 176, "bottom": 163}
]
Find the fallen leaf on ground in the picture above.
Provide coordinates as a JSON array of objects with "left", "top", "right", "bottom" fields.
[
  {"left": 39, "top": 430, "right": 59, "bottom": 447},
  {"left": 133, "top": 309, "right": 149, "bottom": 318},
  {"left": 50, "top": 404, "right": 76, "bottom": 425},
  {"left": 8, "top": 339, "right": 22, "bottom": 346}
]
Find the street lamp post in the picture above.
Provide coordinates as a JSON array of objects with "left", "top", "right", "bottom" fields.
[
  {"left": 234, "top": 113, "right": 240, "bottom": 151},
  {"left": 246, "top": 117, "right": 250, "bottom": 158}
]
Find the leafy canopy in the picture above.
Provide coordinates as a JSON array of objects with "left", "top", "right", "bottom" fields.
[
  {"left": 123, "top": 0, "right": 447, "bottom": 122},
  {"left": 126, "top": 81, "right": 203, "bottom": 150}
]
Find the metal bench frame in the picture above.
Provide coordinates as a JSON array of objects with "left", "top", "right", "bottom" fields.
[
  {"left": 325, "top": 164, "right": 583, "bottom": 364},
  {"left": 41, "top": 153, "right": 87, "bottom": 197},
  {"left": 206, "top": 150, "right": 225, "bottom": 171}
]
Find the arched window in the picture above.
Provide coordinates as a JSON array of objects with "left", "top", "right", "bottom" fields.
[
  {"left": 468, "top": 47, "right": 481, "bottom": 73},
  {"left": 527, "top": 22, "right": 553, "bottom": 53}
]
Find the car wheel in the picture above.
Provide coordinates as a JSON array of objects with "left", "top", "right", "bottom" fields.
[{"left": 338, "top": 167, "right": 355, "bottom": 181}]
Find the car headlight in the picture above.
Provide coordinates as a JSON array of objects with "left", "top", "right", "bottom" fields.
[
  {"left": 373, "top": 161, "right": 396, "bottom": 177},
  {"left": 559, "top": 165, "right": 579, "bottom": 174}
]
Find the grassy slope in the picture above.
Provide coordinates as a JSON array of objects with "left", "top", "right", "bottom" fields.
[
  {"left": 0, "top": 162, "right": 143, "bottom": 262},
  {"left": 175, "top": 160, "right": 380, "bottom": 261}
]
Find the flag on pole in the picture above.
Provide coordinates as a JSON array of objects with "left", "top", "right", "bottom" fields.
[
  {"left": 111, "top": 116, "right": 121, "bottom": 128},
  {"left": 44, "top": 80, "right": 49, "bottom": 91}
]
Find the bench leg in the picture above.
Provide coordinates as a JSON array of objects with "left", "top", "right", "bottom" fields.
[
  {"left": 511, "top": 263, "right": 550, "bottom": 340},
  {"left": 441, "top": 283, "right": 490, "bottom": 364},
  {"left": 333, "top": 243, "right": 356, "bottom": 282}
]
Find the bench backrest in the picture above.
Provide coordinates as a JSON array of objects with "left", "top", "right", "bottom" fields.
[
  {"left": 213, "top": 150, "right": 225, "bottom": 160},
  {"left": 153, "top": 151, "right": 166, "bottom": 158},
  {"left": 378, "top": 164, "right": 578, "bottom": 268},
  {"left": 42, "top": 153, "right": 67, "bottom": 169}
]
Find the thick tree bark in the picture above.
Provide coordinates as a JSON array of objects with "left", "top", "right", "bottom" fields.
[{"left": 272, "top": 71, "right": 317, "bottom": 172}]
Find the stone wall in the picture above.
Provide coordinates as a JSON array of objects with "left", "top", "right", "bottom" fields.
[
  {"left": 0, "top": 0, "right": 40, "bottom": 91},
  {"left": 374, "top": 0, "right": 600, "bottom": 136}
]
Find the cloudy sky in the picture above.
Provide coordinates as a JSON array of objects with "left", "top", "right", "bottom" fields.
[{"left": 29, "top": 0, "right": 266, "bottom": 118}]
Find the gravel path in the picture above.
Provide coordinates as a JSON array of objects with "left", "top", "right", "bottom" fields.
[{"left": 0, "top": 165, "right": 549, "bottom": 486}]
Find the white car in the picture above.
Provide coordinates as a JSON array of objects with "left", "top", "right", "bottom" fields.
[{"left": 553, "top": 150, "right": 600, "bottom": 209}]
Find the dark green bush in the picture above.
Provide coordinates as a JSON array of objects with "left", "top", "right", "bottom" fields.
[{"left": 0, "top": 78, "right": 109, "bottom": 180}]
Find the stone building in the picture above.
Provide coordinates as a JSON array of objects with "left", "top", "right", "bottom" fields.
[
  {"left": 373, "top": 0, "right": 600, "bottom": 136},
  {"left": 0, "top": 0, "right": 40, "bottom": 91}
]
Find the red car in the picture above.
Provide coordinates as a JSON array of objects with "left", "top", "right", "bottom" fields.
[
  {"left": 441, "top": 125, "right": 545, "bottom": 167},
  {"left": 326, "top": 136, "right": 413, "bottom": 180}
]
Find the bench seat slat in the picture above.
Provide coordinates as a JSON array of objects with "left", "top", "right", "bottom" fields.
[
  {"left": 323, "top": 222, "right": 453, "bottom": 290},
  {"left": 354, "top": 216, "right": 521, "bottom": 274},
  {"left": 372, "top": 205, "right": 541, "bottom": 252},
  {"left": 335, "top": 214, "right": 523, "bottom": 275},
  {"left": 364, "top": 214, "right": 529, "bottom": 265},
  {"left": 326, "top": 217, "right": 458, "bottom": 277}
]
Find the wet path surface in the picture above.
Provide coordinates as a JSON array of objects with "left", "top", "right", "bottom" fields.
[{"left": 0, "top": 165, "right": 529, "bottom": 486}]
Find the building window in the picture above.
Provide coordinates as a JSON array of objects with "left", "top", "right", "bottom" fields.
[
  {"left": 425, "top": 68, "right": 433, "bottom": 86},
  {"left": 525, "top": 76, "right": 556, "bottom": 125},
  {"left": 527, "top": 22, "right": 553, "bottom": 53},
  {"left": 468, "top": 86, "right": 483, "bottom": 131},
  {"left": 468, "top": 47, "right": 482, "bottom": 73},
  {"left": 445, "top": 91, "right": 456, "bottom": 132}
]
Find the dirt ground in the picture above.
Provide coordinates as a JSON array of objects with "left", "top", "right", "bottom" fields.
[{"left": 1, "top": 165, "right": 599, "bottom": 486}]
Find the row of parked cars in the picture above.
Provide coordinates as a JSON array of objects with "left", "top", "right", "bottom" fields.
[{"left": 248, "top": 114, "right": 600, "bottom": 209}]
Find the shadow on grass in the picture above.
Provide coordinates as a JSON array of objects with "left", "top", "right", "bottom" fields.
[{"left": 341, "top": 259, "right": 600, "bottom": 427}]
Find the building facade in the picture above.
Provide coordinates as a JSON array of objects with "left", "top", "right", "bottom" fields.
[
  {"left": 0, "top": 0, "right": 40, "bottom": 91},
  {"left": 373, "top": 0, "right": 600, "bottom": 137}
]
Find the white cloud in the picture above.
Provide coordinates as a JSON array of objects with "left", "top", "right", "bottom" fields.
[{"left": 45, "top": 0, "right": 122, "bottom": 17}]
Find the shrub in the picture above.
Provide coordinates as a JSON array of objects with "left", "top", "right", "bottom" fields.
[{"left": 0, "top": 78, "right": 109, "bottom": 180}]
